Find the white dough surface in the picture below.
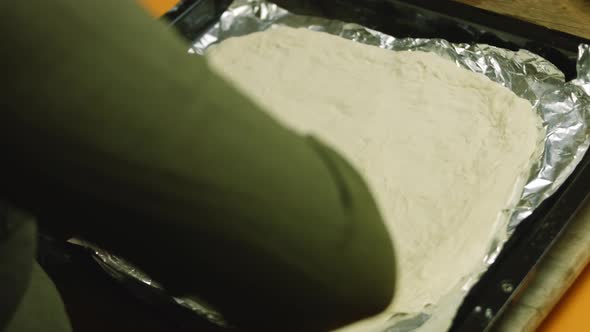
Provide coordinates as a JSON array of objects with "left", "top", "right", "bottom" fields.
[{"left": 206, "top": 27, "right": 542, "bottom": 331}]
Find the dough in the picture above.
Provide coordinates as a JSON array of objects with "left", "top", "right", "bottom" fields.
[{"left": 206, "top": 27, "right": 542, "bottom": 330}]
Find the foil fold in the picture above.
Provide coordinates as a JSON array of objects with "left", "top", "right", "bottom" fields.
[{"left": 75, "top": 1, "right": 590, "bottom": 331}]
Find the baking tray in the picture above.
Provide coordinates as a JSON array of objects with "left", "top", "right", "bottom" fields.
[
  {"left": 34, "top": 1, "right": 590, "bottom": 332},
  {"left": 162, "top": 0, "right": 590, "bottom": 331}
]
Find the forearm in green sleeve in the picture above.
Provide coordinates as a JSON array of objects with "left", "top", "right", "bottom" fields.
[
  {"left": 0, "top": 204, "right": 37, "bottom": 330},
  {"left": 0, "top": 0, "right": 395, "bottom": 330},
  {"left": 3, "top": 263, "right": 72, "bottom": 332}
]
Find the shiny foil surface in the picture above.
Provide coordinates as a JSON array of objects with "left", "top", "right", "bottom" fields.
[{"left": 76, "top": 1, "right": 590, "bottom": 331}]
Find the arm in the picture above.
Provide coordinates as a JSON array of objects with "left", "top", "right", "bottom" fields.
[
  {"left": 0, "top": 205, "right": 36, "bottom": 329},
  {"left": 0, "top": 0, "right": 395, "bottom": 330}
]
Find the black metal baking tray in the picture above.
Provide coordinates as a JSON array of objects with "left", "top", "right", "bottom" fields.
[{"left": 162, "top": 1, "right": 590, "bottom": 331}]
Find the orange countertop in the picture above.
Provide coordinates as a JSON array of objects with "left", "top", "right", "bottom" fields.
[
  {"left": 139, "top": 1, "right": 590, "bottom": 331},
  {"left": 139, "top": 0, "right": 177, "bottom": 17},
  {"left": 540, "top": 264, "right": 590, "bottom": 331}
]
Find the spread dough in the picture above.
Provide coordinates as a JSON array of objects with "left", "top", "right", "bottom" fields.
[{"left": 207, "top": 27, "right": 542, "bottom": 330}]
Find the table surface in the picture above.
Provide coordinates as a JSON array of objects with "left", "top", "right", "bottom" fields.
[
  {"left": 457, "top": 0, "right": 590, "bottom": 40},
  {"left": 139, "top": 1, "right": 590, "bottom": 331}
]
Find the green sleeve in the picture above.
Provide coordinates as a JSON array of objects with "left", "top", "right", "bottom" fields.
[
  {"left": 0, "top": 205, "right": 36, "bottom": 329},
  {"left": 3, "top": 263, "right": 72, "bottom": 332},
  {"left": 0, "top": 0, "right": 395, "bottom": 330},
  {"left": 0, "top": 204, "right": 71, "bottom": 332}
]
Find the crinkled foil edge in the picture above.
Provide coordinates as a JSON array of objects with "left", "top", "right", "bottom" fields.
[{"left": 74, "top": 2, "right": 590, "bottom": 331}]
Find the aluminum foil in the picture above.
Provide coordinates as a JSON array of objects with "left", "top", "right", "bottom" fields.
[
  {"left": 69, "top": 239, "right": 231, "bottom": 328},
  {"left": 74, "top": 1, "right": 590, "bottom": 331}
]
